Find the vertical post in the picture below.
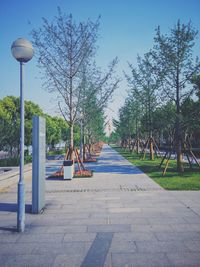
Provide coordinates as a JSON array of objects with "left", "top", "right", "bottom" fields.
[
  {"left": 17, "top": 62, "right": 25, "bottom": 232},
  {"left": 32, "top": 116, "right": 46, "bottom": 214},
  {"left": 11, "top": 38, "right": 33, "bottom": 232}
]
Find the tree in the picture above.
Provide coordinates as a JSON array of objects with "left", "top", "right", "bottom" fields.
[
  {"left": 152, "top": 20, "right": 200, "bottom": 172},
  {"left": 75, "top": 59, "right": 119, "bottom": 159},
  {"left": 31, "top": 8, "right": 100, "bottom": 159},
  {"left": 0, "top": 96, "right": 69, "bottom": 157},
  {"left": 0, "top": 96, "right": 20, "bottom": 156},
  {"left": 191, "top": 74, "right": 200, "bottom": 99},
  {"left": 113, "top": 99, "right": 137, "bottom": 149},
  {"left": 84, "top": 99, "right": 105, "bottom": 144},
  {"left": 108, "top": 131, "right": 120, "bottom": 144},
  {"left": 0, "top": 100, "right": 9, "bottom": 151},
  {"left": 25, "top": 101, "right": 43, "bottom": 148},
  {"left": 0, "top": 96, "right": 43, "bottom": 155},
  {"left": 126, "top": 52, "right": 161, "bottom": 159},
  {"left": 151, "top": 101, "right": 176, "bottom": 146},
  {"left": 56, "top": 117, "right": 69, "bottom": 145}
]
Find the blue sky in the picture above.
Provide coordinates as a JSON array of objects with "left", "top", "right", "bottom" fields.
[{"left": 1, "top": 0, "right": 200, "bottom": 123}]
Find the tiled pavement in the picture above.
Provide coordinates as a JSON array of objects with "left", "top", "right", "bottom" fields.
[{"left": 0, "top": 145, "right": 200, "bottom": 267}]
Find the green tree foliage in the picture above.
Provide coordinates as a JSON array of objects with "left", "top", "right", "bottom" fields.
[
  {"left": 116, "top": 20, "right": 200, "bottom": 171},
  {"left": 25, "top": 101, "right": 43, "bottom": 147},
  {"left": 151, "top": 101, "right": 176, "bottom": 144},
  {"left": 108, "top": 131, "right": 120, "bottom": 144},
  {"left": 0, "top": 96, "right": 20, "bottom": 155},
  {"left": 83, "top": 92, "right": 106, "bottom": 144},
  {"left": 191, "top": 74, "right": 200, "bottom": 99},
  {"left": 126, "top": 52, "right": 161, "bottom": 138},
  {"left": 152, "top": 20, "right": 200, "bottom": 172},
  {"left": 0, "top": 96, "right": 69, "bottom": 156},
  {"left": 117, "top": 100, "right": 135, "bottom": 140}
]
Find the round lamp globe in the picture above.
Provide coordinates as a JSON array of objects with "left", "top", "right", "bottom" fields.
[{"left": 11, "top": 38, "right": 34, "bottom": 63}]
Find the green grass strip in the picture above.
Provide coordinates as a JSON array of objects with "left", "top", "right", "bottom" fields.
[{"left": 112, "top": 145, "right": 200, "bottom": 190}]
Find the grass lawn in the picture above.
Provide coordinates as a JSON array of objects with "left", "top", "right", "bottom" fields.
[{"left": 112, "top": 145, "right": 200, "bottom": 190}]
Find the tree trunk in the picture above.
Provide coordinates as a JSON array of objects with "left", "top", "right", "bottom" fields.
[
  {"left": 149, "top": 134, "right": 154, "bottom": 160},
  {"left": 175, "top": 116, "right": 184, "bottom": 173},
  {"left": 175, "top": 64, "right": 184, "bottom": 173},
  {"left": 148, "top": 89, "right": 154, "bottom": 160},
  {"left": 82, "top": 124, "right": 86, "bottom": 161},
  {"left": 136, "top": 118, "right": 139, "bottom": 154},
  {"left": 10, "top": 146, "right": 13, "bottom": 158},
  {"left": 69, "top": 123, "right": 74, "bottom": 160},
  {"left": 136, "top": 139, "right": 139, "bottom": 154},
  {"left": 128, "top": 138, "right": 131, "bottom": 151}
]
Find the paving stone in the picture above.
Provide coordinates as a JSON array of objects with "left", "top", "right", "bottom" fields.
[
  {"left": 0, "top": 243, "right": 36, "bottom": 255},
  {"left": 183, "top": 215, "right": 200, "bottom": 224},
  {"left": 3, "top": 254, "right": 55, "bottom": 267},
  {"left": 109, "top": 218, "right": 142, "bottom": 225},
  {"left": 87, "top": 224, "right": 131, "bottom": 233},
  {"left": 31, "top": 241, "right": 92, "bottom": 255},
  {"left": 46, "top": 211, "right": 91, "bottom": 219},
  {"left": 52, "top": 254, "right": 85, "bottom": 267},
  {"left": 24, "top": 226, "right": 48, "bottom": 233},
  {"left": 131, "top": 224, "right": 174, "bottom": 232},
  {"left": 167, "top": 252, "right": 200, "bottom": 267},
  {"left": 96, "top": 197, "right": 120, "bottom": 201},
  {"left": 148, "top": 216, "right": 187, "bottom": 224},
  {"left": 111, "top": 252, "right": 171, "bottom": 267},
  {"left": 30, "top": 217, "right": 86, "bottom": 227},
  {"left": 105, "top": 203, "right": 123, "bottom": 208},
  {"left": 69, "top": 218, "right": 108, "bottom": 226},
  {"left": 135, "top": 241, "right": 189, "bottom": 253},
  {"left": 184, "top": 240, "right": 200, "bottom": 252},
  {"left": 17, "top": 233, "right": 65, "bottom": 243},
  {"left": 45, "top": 225, "right": 87, "bottom": 233},
  {"left": 0, "top": 255, "right": 8, "bottom": 267},
  {"left": 113, "top": 232, "right": 157, "bottom": 242},
  {"left": 108, "top": 207, "right": 142, "bottom": 213},
  {"left": 170, "top": 223, "right": 200, "bottom": 232},
  {"left": 63, "top": 233, "right": 96, "bottom": 242},
  {"left": 90, "top": 212, "right": 110, "bottom": 219},
  {"left": 110, "top": 217, "right": 150, "bottom": 225},
  {"left": 190, "top": 207, "right": 200, "bottom": 216},
  {"left": 155, "top": 231, "right": 200, "bottom": 241},
  {"left": 0, "top": 233, "right": 19, "bottom": 243},
  {"left": 109, "top": 241, "right": 137, "bottom": 253}
]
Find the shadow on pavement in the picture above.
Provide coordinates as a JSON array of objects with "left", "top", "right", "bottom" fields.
[
  {"left": 0, "top": 226, "right": 17, "bottom": 232},
  {"left": 0, "top": 203, "right": 32, "bottom": 213},
  {"left": 88, "top": 164, "right": 143, "bottom": 174}
]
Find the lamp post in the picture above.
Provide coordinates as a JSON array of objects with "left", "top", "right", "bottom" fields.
[{"left": 11, "top": 38, "right": 34, "bottom": 232}]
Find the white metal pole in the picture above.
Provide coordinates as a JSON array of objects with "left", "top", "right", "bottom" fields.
[{"left": 17, "top": 62, "right": 25, "bottom": 232}]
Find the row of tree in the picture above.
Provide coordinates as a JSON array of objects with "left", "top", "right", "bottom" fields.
[
  {"left": 1, "top": 8, "right": 120, "bottom": 160},
  {"left": 31, "top": 8, "right": 119, "bottom": 159},
  {"left": 112, "top": 20, "right": 200, "bottom": 173},
  {"left": 0, "top": 95, "right": 107, "bottom": 157}
]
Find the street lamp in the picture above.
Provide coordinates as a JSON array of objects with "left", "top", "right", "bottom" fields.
[{"left": 11, "top": 38, "right": 34, "bottom": 232}]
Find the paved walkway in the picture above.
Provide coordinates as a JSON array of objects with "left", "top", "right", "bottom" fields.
[{"left": 0, "top": 145, "right": 200, "bottom": 267}]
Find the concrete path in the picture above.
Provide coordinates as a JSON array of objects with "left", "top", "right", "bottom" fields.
[{"left": 0, "top": 145, "right": 200, "bottom": 266}]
